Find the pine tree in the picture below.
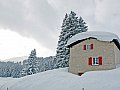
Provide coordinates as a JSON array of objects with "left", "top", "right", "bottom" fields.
[
  {"left": 0, "top": 61, "right": 23, "bottom": 78},
  {"left": 20, "top": 49, "right": 39, "bottom": 76},
  {"left": 56, "top": 11, "right": 88, "bottom": 68},
  {"left": 11, "top": 62, "right": 23, "bottom": 78},
  {"left": 27, "top": 49, "right": 39, "bottom": 75},
  {"left": 20, "top": 59, "right": 28, "bottom": 77}
]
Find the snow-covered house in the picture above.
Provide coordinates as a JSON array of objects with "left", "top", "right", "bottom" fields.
[{"left": 67, "top": 31, "right": 120, "bottom": 75}]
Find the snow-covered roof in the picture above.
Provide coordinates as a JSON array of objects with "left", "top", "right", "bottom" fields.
[{"left": 67, "top": 31, "right": 120, "bottom": 48}]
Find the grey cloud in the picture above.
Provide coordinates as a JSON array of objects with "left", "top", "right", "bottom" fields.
[
  {"left": 0, "top": 0, "right": 59, "bottom": 51},
  {"left": 0, "top": 0, "right": 120, "bottom": 53},
  {"left": 0, "top": 0, "right": 26, "bottom": 29},
  {"left": 94, "top": 0, "right": 120, "bottom": 34}
]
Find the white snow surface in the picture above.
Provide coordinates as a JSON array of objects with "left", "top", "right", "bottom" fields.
[
  {"left": 0, "top": 67, "right": 120, "bottom": 90},
  {"left": 67, "top": 31, "right": 120, "bottom": 46}
]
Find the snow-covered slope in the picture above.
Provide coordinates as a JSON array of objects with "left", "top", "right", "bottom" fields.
[
  {"left": 0, "top": 78, "right": 16, "bottom": 89},
  {"left": 1, "top": 67, "right": 120, "bottom": 90}
]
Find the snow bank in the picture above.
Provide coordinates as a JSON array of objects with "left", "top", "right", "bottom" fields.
[
  {"left": 0, "top": 78, "right": 16, "bottom": 89},
  {"left": 1, "top": 67, "right": 120, "bottom": 90},
  {"left": 67, "top": 31, "right": 120, "bottom": 46}
]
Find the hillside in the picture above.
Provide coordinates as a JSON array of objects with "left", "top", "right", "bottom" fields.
[{"left": 0, "top": 67, "right": 120, "bottom": 90}]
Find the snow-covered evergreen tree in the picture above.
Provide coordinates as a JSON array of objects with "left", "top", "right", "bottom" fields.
[
  {"left": 0, "top": 61, "right": 23, "bottom": 78},
  {"left": 56, "top": 11, "right": 88, "bottom": 68},
  {"left": 20, "top": 49, "right": 39, "bottom": 76},
  {"left": 11, "top": 62, "right": 23, "bottom": 78},
  {"left": 27, "top": 49, "right": 39, "bottom": 75}
]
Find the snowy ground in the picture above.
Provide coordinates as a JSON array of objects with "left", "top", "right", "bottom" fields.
[
  {"left": 0, "top": 77, "right": 17, "bottom": 90},
  {"left": 0, "top": 67, "right": 120, "bottom": 90}
]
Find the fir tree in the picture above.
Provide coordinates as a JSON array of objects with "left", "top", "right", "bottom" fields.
[
  {"left": 56, "top": 11, "right": 88, "bottom": 68},
  {"left": 20, "top": 49, "right": 39, "bottom": 76},
  {"left": 27, "top": 49, "right": 39, "bottom": 75}
]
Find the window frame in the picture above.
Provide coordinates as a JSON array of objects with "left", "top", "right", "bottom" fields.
[
  {"left": 84, "top": 44, "right": 93, "bottom": 50},
  {"left": 88, "top": 56, "right": 102, "bottom": 66},
  {"left": 92, "top": 57, "right": 99, "bottom": 66}
]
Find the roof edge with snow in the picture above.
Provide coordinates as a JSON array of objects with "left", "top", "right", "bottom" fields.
[{"left": 66, "top": 31, "right": 120, "bottom": 50}]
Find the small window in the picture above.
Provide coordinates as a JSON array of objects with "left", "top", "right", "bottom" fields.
[
  {"left": 88, "top": 56, "right": 102, "bottom": 66},
  {"left": 87, "top": 45, "right": 90, "bottom": 50},
  {"left": 84, "top": 44, "right": 93, "bottom": 50},
  {"left": 92, "top": 57, "right": 99, "bottom": 65}
]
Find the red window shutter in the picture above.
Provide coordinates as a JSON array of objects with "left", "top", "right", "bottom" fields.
[
  {"left": 84, "top": 45, "right": 86, "bottom": 50},
  {"left": 88, "top": 57, "right": 92, "bottom": 65},
  {"left": 90, "top": 44, "right": 93, "bottom": 49},
  {"left": 99, "top": 56, "right": 102, "bottom": 65}
]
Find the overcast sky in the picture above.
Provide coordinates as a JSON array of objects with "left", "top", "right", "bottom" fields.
[{"left": 0, "top": 0, "right": 120, "bottom": 60}]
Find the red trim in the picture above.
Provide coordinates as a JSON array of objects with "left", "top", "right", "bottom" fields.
[
  {"left": 99, "top": 56, "right": 102, "bottom": 65},
  {"left": 88, "top": 57, "right": 92, "bottom": 65},
  {"left": 90, "top": 44, "right": 93, "bottom": 49},
  {"left": 84, "top": 45, "right": 86, "bottom": 50}
]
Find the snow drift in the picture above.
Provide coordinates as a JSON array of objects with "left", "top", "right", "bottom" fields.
[{"left": 0, "top": 67, "right": 120, "bottom": 90}]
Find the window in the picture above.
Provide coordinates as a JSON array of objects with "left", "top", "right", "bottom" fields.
[
  {"left": 87, "top": 45, "right": 90, "bottom": 50},
  {"left": 93, "top": 57, "right": 99, "bottom": 65},
  {"left": 84, "top": 44, "right": 93, "bottom": 50},
  {"left": 88, "top": 56, "right": 102, "bottom": 66}
]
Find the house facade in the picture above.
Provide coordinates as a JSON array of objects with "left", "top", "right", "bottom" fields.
[{"left": 67, "top": 31, "right": 120, "bottom": 75}]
